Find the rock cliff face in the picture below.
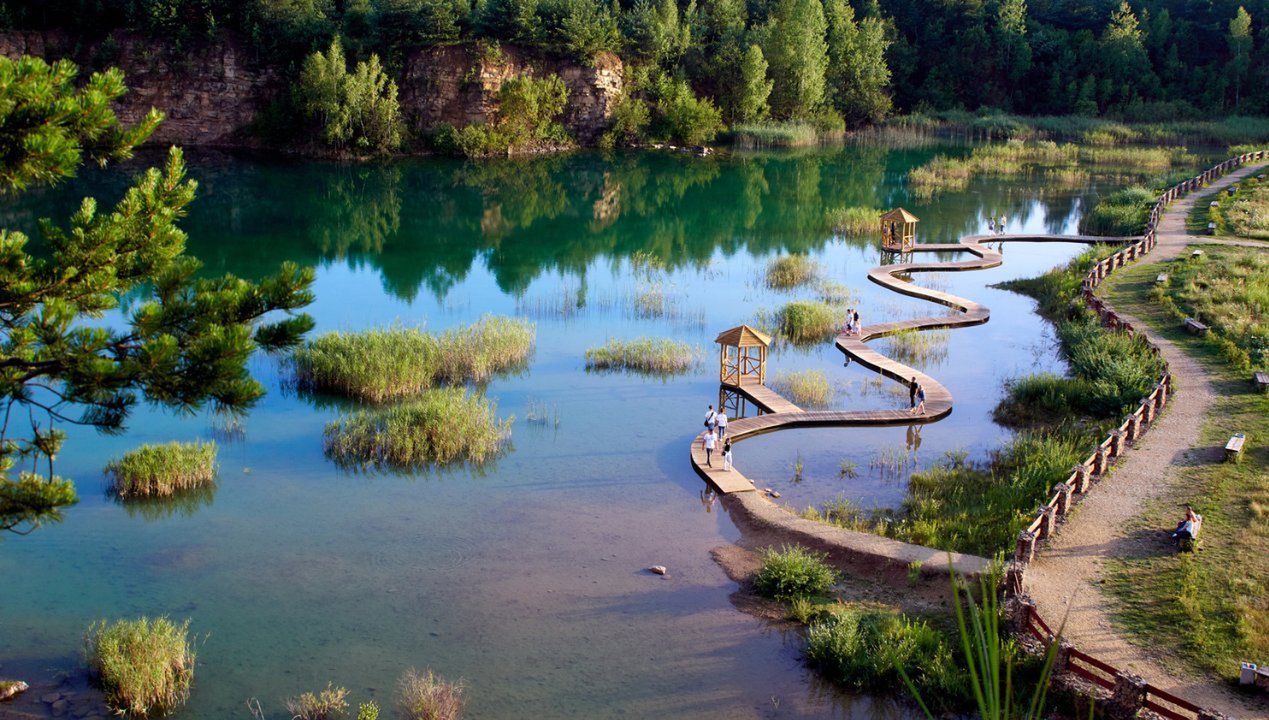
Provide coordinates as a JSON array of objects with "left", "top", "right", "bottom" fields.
[
  {"left": 0, "top": 31, "right": 623, "bottom": 149},
  {"left": 399, "top": 44, "right": 623, "bottom": 144}
]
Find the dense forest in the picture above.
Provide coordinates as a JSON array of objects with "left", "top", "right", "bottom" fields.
[{"left": 2, "top": 0, "right": 1267, "bottom": 152}]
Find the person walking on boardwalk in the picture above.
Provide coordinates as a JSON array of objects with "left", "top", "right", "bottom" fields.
[
  {"left": 703, "top": 429, "right": 717, "bottom": 467},
  {"left": 910, "top": 383, "right": 926, "bottom": 415},
  {"left": 722, "top": 438, "right": 733, "bottom": 471},
  {"left": 909, "top": 376, "right": 919, "bottom": 409},
  {"left": 704, "top": 404, "right": 716, "bottom": 433},
  {"left": 715, "top": 409, "right": 728, "bottom": 439},
  {"left": 852, "top": 310, "right": 861, "bottom": 334}
]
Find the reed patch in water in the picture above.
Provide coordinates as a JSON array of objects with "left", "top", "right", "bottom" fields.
[
  {"left": 584, "top": 337, "right": 698, "bottom": 375},
  {"left": 398, "top": 668, "right": 465, "bottom": 720},
  {"left": 772, "top": 370, "right": 834, "bottom": 408},
  {"left": 105, "top": 441, "right": 217, "bottom": 499},
  {"left": 84, "top": 616, "right": 196, "bottom": 718},
  {"left": 824, "top": 206, "right": 879, "bottom": 236},
  {"left": 774, "top": 300, "right": 843, "bottom": 345},
  {"left": 765, "top": 255, "right": 821, "bottom": 290}
]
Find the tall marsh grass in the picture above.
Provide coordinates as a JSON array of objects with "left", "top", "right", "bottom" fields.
[
  {"left": 772, "top": 370, "right": 834, "bottom": 408},
  {"left": 881, "top": 329, "right": 949, "bottom": 366},
  {"left": 753, "top": 545, "right": 838, "bottom": 601},
  {"left": 774, "top": 300, "right": 842, "bottom": 345},
  {"left": 323, "top": 388, "right": 511, "bottom": 470},
  {"left": 765, "top": 255, "right": 821, "bottom": 290},
  {"left": 84, "top": 616, "right": 196, "bottom": 718},
  {"left": 398, "top": 668, "right": 464, "bottom": 720},
  {"left": 825, "top": 206, "right": 880, "bottom": 236},
  {"left": 731, "top": 122, "right": 820, "bottom": 149},
  {"left": 584, "top": 337, "right": 697, "bottom": 375},
  {"left": 1078, "top": 186, "right": 1155, "bottom": 236},
  {"left": 105, "top": 441, "right": 217, "bottom": 499},
  {"left": 292, "top": 317, "right": 535, "bottom": 402},
  {"left": 287, "top": 684, "right": 350, "bottom": 720}
]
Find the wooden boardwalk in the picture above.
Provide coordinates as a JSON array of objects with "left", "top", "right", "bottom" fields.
[{"left": 692, "top": 233, "right": 1137, "bottom": 496}]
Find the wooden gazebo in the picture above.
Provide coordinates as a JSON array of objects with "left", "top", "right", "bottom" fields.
[
  {"left": 715, "top": 325, "right": 771, "bottom": 386},
  {"left": 880, "top": 208, "right": 919, "bottom": 252}
]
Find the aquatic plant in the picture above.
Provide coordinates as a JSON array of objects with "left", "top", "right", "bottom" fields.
[
  {"left": 292, "top": 317, "right": 535, "bottom": 402},
  {"left": 753, "top": 545, "right": 838, "bottom": 601},
  {"left": 765, "top": 255, "right": 821, "bottom": 290},
  {"left": 1078, "top": 186, "right": 1155, "bottom": 236},
  {"left": 825, "top": 206, "right": 879, "bottom": 236},
  {"left": 84, "top": 616, "right": 196, "bottom": 718},
  {"left": 398, "top": 668, "right": 464, "bottom": 720},
  {"left": 772, "top": 370, "right": 833, "bottom": 408},
  {"left": 584, "top": 338, "right": 697, "bottom": 375},
  {"left": 287, "top": 684, "right": 350, "bottom": 720},
  {"left": 356, "top": 701, "right": 380, "bottom": 720},
  {"left": 730, "top": 122, "right": 819, "bottom": 149},
  {"left": 323, "top": 388, "right": 511, "bottom": 470},
  {"left": 838, "top": 460, "right": 859, "bottom": 479},
  {"left": 882, "top": 329, "right": 949, "bottom": 366},
  {"left": 815, "top": 280, "right": 857, "bottom": 305},
  {"left": 105, "top": 441, "right": 217, "bottom": 499},
  {"left": 774, "top": 300, "right": 842, "bottom": 345}
]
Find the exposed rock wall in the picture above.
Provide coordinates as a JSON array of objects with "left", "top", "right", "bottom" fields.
[{"left": 0, "top": 31, "right": 624, "bottom": 148}]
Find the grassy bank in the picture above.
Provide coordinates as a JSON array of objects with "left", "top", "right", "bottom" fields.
[
  {"left": 85, "top": 616, "right": 196, "bottom": 717},
  {"left": 886, "top": 112, "right": 1269, "bottom": 147},
  {"left": 584, "top": 337, "right": 697, "bottom": 375},
  {"left": 1098, "top": 251, "right": 1268, "bottom": 682},
  {"left": 1192, "top": 175, "right": 1269, "bottom": 241},
  {"left": 293, "top": 316, "right": 535, "bottom": 402},
  {"left": 105, "top": 441, "right": 217, "bottom": 499},
  {"left": 323, "top": 388, "right": 511, "bottom": 470}
]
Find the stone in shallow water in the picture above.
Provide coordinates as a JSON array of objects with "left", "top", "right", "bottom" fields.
[
  {"left": 0, "top": 680, "right": 28, "bottom": 701},
  {"left": 647, "top": 565, "right": 667, "bottom": 576}
]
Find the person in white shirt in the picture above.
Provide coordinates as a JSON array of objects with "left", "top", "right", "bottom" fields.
[
  {"left": 702, "top": 430, "right": 716, "bottom": 467},
  {"left": 704, "top": 405, "right": 717, "bottom": 433},
  {"left": 715, "top": 410, "right": 728, "bottom": 438}
]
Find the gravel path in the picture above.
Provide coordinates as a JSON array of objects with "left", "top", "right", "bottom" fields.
[{"left": 1024, "top": 162, "right": 1269, "bottom": 719}]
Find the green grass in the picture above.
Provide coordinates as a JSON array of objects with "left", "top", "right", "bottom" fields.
[
  {"left": 730, "top": 122, "right": 819, "bottom": 149},
  {"left": 764, "top": 254, "right": 821, "bottom": 290},
  {"left": 880, "top": 328, "right": 949, "bottom": 366},
  {"left": 292, "top": 316, "right": 535, "bottom": 402},
  {"left": 1192, "top": 176, "right": 1269, "bottom": 241},
  {"left": 886, "top": 111, "right": 1269, "bottom": 147},
  {"left": 398, "top": 668, "right": 464, "bottom": 720},
  {"left": 771, "top": 369, "right": 833, "bottom": 408},
  {"left": 753, "top": 545, "right": 838, "bottom": 601},
  {"left": 287, "top": 684, "right": 349, "bottom": 720},
  {"left": 805, "top": 434, "right": 1089, "bottom": 556},
  {"left": 773, "top": 300, "right": 842, "bottom": 345},
  {"left": 1150, "top": 248, "right": 1268, "bottom": 369},
  {"left": 1099, "top": 254, "right": 1269, "bottom": 683},
  {"left": 825, "top": 206, "right": 879, "bottom": 236},
  {"left": 105, "top": 441, "right": 217, "bottom": 499},
  {"left": 583, "top": 337, "right": 697, "bottom": 375},
  {"left": 1078, "top": 185, "right": 1156, "bottom": 236},
  {"left": 323, "top": 388, "right": 511, "bottom": 470},
  {"left": 807, "top": 604, "right": 966, "bottom": 709},
  {"left": 84, "top": 616, "right": 196, "bottom": 718}
]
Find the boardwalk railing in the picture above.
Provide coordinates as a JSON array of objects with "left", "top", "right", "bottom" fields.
[{"left": 1005, "top": 149, "right": 1267, "bottom": 720}]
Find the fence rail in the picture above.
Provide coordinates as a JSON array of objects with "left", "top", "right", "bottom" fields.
[{"left": 1008, "top": 149, "right": 1267, "bottom": 720}]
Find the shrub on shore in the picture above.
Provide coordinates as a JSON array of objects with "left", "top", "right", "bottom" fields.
[
  {"left": 293, "top": 317, "right": 535, "bottom": 402},
  {"left": 772, "top": 370, "right": 833, "bottom": 408},
  {"left": 84, "top": 616, "right": 195, "bottom": 718},
  {"left": 287, "top": 684, "right": 350, "bottom": 720},
  {"left": 775, "top": 300, "right": 841, "bottom": 344},
  {"left": 399, "top": 668, "right": 464, "bottom": 720},
  {"left": 584, "top": 338, "right": 697, "bottom": 375},
  {"left": 323, "top": 388, "right": 511, "bottom": 470},
  {"left": 806, "top": 605, "right": 965, "bottom": 704},
  {"left": 753, "top": 545, "right": 838, "bottom": 601},
  {"left": 105, "top": 441, "right": 217, "bottom": 499},
  {"left": 765, "top": 255, "right": 821, "bottom": 289},
  {"left": 825, "top": 206, "right": 879, "bottom": 236}
]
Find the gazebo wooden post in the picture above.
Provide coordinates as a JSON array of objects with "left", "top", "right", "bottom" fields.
[{"left": 714, "top": 324, "right": 773, "bottom": 388}]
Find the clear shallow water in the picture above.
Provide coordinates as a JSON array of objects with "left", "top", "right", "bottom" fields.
[{"left": 2, "top": 145, "right": 1112, "bottom": 718}]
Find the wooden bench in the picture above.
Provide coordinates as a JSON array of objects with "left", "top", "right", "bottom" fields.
[
  {"left": 1192, "top": 249, "right": 1205, "bottom": 258},
  {"left": 1184, "top": 318, "right": 1208, "bottom": 335},
  {"left": 1225, "top": 433, "right": 1246, "bottom": 462},
  {"left": 1254, "top": 371, "right": 1269, "bottom": 392},
  {"left": 1156, "top": 273, "right": 1168, "bottom": 284}
]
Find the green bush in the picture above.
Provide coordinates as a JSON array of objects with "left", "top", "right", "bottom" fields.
[
  {"left": 599, "top": 92, "right": 651, "bottom": 149},
  {"left": 806, "top": 606, "right": 965, "bottom": 706},
  {"left": 322, "top": 388, "right": 511, "bottom": 470},
  {"left": 105, "top": 441, "right": 217, "bottom": 499},
  {"left": 1078, "top": 185, "right": 1156, "bottom": 236},
  {"left": 84, "top": 617, "right": 196, "bottom": 718},
  {"left": 753, "top": 545, "right": 838, "bottom": 600},
  {"left": 296, "top": 37, "right": 403, "bottom": 154},
  {"left": 432, "top": 74, "right": 571, "bottom": 157},
  {"left": 650, "top": 75, "right": 723, "bottom": 146}
]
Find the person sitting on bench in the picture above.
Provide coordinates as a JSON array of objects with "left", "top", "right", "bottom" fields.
[{"left": 1171, "top": 505, "right": 1202, "bottom": 547}]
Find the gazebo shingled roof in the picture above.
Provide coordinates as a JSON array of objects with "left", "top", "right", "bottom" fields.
[
  {"left": 714, "top": 324, "right": 772, "bottom": 348},
  {"left": 880, "top": 207, "right": 920, "bottom": 223}
]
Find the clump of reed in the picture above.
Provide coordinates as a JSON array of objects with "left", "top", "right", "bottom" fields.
[
  {"left": 84, "top": 616, "right": 196, "bottom": 718},
  {"left": 806, "top": 605, "right": 965, "bottom": 703},
  {"left": 287, "top": 684, "right": 349, "bottom": 720},
  {"left": 880, "top": 328, "right": 949, "bottom": 366},
  {"left": 730, "top": 122, "right": 820, "bottom": 149},
  {"left": 292, "top": 317, "right": 535, "bottom": 402},
  {"left": 772, "top": 370, "right": 834, "bottom": 408},
  {"left": 753, "top": 545, "right": 838, "bottom": 601},
  {"left": 825, "top": 206, "right": 879, "bottom": 236},
  {"left": 398, "top": 668, "right": 464, "bottom": 720},
  {"left": 323, "top": 388, "right": 511, "bottom": 470},
  {"left": 774, "top": 300, "right": 842, "bottom": 345},
  {"left": 105, "top": 441, "right": 217, "bottom": 499},
  {"left": 1078, "top": 185, "right": 1155, "bottom": 236},
  {"left": 815, "top": 280, "right": 857, "bottom": 305},
  {"left": 765, "top": 254, "right": 821, "bottom": 290},
  {"left": 584, "top": 337, "right": 697, "bottom": 375}
]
